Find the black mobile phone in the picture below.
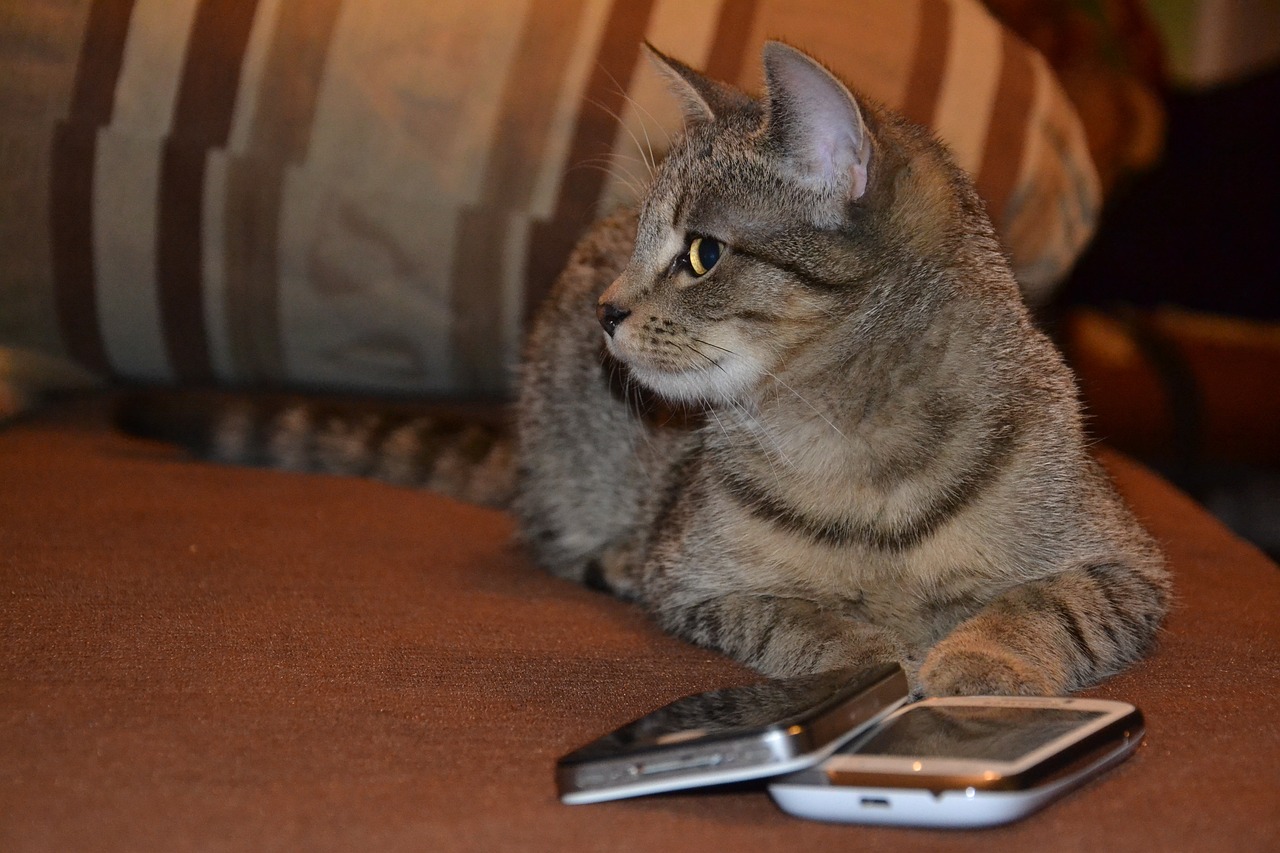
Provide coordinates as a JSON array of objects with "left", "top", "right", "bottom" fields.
[
  {"left": 768, "top": 696, "right": 1145, "bottom": 828},
  {"left": 556, "top": 663, "right": 909, "bottom": 804}
]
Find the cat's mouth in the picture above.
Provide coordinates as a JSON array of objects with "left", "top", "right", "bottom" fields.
[{"left": 607, "top": 337, "right": 760, "bottom": 406}]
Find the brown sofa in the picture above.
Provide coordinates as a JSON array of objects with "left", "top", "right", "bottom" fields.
[{"left": 1, "top": 394, "right": 1277, "bottom": 851}]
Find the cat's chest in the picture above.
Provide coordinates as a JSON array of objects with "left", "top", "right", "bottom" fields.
[
  {"left": 710, "top": 513, "right": 1000, "bottom": 643},
  {"left": 691, "top": 429, "right": 1007, "bottom": 607},
  {"left": 703, "top": 414, "right": 907, "bottom": 538}
]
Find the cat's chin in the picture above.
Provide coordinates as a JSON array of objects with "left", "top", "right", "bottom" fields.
[{"left": 621, "top": 358, "right": 760, "bottom": 408}]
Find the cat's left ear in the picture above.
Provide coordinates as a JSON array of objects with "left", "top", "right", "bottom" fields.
[
  {"left": 762, "top": 42, "right": 871, "bottom": 202},
  {"left": 645, "top": 42, "right": 751, "bottom": 124}
]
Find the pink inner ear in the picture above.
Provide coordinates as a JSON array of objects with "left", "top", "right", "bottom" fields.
[
  {"left": 794, "top": 101, "right": 870, "bottom": 201},
  {"left": 847, "top": 141, "right": 869, "bottom": 201},
  {"left": 766, "top": 45, "right": 871, "bottom": 201}
]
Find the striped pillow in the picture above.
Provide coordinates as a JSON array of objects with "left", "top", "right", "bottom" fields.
[{"left": 0, "top": 0, "right": 1098, "bottom": 398}]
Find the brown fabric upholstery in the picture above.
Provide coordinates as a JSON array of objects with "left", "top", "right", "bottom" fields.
[{"left": 1, "top": 396, "right": 1276, "bottom": 851}]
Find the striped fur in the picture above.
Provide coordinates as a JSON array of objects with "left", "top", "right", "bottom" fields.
[
  {"left": 514, "top": 43, "right": 1167, "bottom": 696},
  {"left": 117, "top": 393, "right": 515, "bottom": 508}
]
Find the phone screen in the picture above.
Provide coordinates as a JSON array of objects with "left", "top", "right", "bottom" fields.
[
  {"left": 562, "top": 665, "right": 896, "bottom": 763},
  {"left": 850, "top": 706, "right": 1106, "bottom": 762}
]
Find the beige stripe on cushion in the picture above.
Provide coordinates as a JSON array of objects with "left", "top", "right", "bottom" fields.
[
  {"left": 226, "top": 0, "right": 283, "bottom": 157},
  {"left": 41, "top": 0, "right": 132, "bottom": 374},
  {"left": 504, "top": 0, "right": 616, "bottom": 382},
  {"left": 900, "top": 0, "right": 950, "bottom": 128},
  {"left": 1, "top": 0, "right": 99, "bottom": 364},
  {"left": 746, "top": 0, "right": 925, "bottom": 110},
  {"left": 93, "top": 0, "right": 201, "bottom": 382},
  {"left": 597, "top": 0, "right": 726, "bottom": 212},
  {"left": 157, "top": 0, "right": 263, "bottom": 384},
  {"left": 976, "top": 28, "right": 1036, "bottom": 227},
  {"left": 502, "top": 0, "right": 618, "bottom": 379},
  {"left": 930, "top": 0, "right": 1002, "bottom": 177},
  {"left": 203, "top": 0, "right": 282, "bottom": 383},
  {"left": 527, "top": 0, "right": 616, "bottom": 221},
  {"left": 1002, "top": 46, "right": 1100, "bottom": 302},
  {"left": 452, "top": 0, "right": 594, "bottom": 393},
  {"left": 478, "top": 0, "right": 594, "bottom": 209},
  {"left": 524, "top": 0, "right": 657, "bottom": 328},
  {"left": 211, "top": 0, "right": 342, "bottom": 385},
  {"left": 278, "top": 1, "right": 532, "bottom": 394},
  {"left": 106, "top": 0, "right": 197, "bottom": 134}
]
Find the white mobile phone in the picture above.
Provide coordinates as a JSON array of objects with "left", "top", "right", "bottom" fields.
[
  {"left": 768, "top": 696, "right": 1144, "bottom": 828},
  {"left": 556, "top": 663, "right": 909, "bottom": 804}
]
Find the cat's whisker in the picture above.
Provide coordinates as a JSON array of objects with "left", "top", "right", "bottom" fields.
[
  {"left": 596, "top": 67, "right": 671, "bottom": 175},
  {"left": 656, "top": 341, "right": 787, "bottom": 469},
  {"left": 584, "top": 90, "right": 659, "bottom": 178},
  {"left": 710, "top": 403, "right": 794, "bottom": 478},
  {"left": 567, "top": 156, "right": 649, "bottom": 199},
  {"left": 691, "top": 337, "right": 733, "bottom": 356},
  {"left": 682, "top": 343, "right": 727, "bottom": 375},
  {"left": 693, "top": 335, "right": 846, "bottom": 441},
  {"left": 583, "top": 98, "right": 649, "bottom": 177},
  {"left": 572, "top": 153, "right": 641, "bottom": 174},
  {"left": 615, "top": 87, "right": 673, "bottom": 173},
  {"left": 706, "top": 405, "right": 732, "bottom": 445},
  {"left": 725, "top": 398, "right": 792, "bottom": 473},
  {"left": 600, "top": 351, "right": 653, "bottom": 451},
  {"left": 579, "top": 149, "right": 653, "bottom": 175},
  {"left": 566, "top": 163, "right": 640, "bottom": 195},
  {"left": 687, "top": 338, "right": 831, "bottom": 456},
  {"left": 598, "top": 351, "right": 666, "bottom": 488},
  {"left": 605, "top": 67, "right": 674, "bottom": 147},
  {"left": 629, "top": 104, "right": 659, "bottom": 178},
  {"left": 759, "top": 368, "right": 848, "bottom": 440}
]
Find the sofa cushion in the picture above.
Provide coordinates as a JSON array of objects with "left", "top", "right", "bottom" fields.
[
  {"left": 1, "top": 0, "right": 1098, "bottom": 396},
  {"left": 0, "top": 395, "right": 1275, "bottom": 851}
]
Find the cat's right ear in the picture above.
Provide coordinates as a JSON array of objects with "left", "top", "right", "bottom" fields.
[
  {"left": 644, "top": 43, "right": 748, "bottom": 124},
  {"left": 761, "top": 42, "right": 872, "bottom": 203}
]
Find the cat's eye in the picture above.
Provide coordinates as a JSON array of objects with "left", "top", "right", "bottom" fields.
[{"left": 686, "top": 236, "right": 722, "bottom": 277}]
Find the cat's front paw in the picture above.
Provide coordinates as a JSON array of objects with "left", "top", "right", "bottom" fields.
[
  {"left": 918, "top": 640, "right": 1059, "bottom": 697},
  {"left": 577, "top": 546, "right": 644, "bottom": 601}
]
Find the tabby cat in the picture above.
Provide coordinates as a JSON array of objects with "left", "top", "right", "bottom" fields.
[
  {"left": 513, "top": 42, "right": 1168, "bottom": 697},
  {"left": 119, "top": 43, "right": 1169, "bottom": 698}
]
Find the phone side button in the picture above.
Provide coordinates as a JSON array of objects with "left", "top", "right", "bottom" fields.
[
  {"left": 723, "top": 746, "right": 773, "bottom": 767},
  {"left": 575, "top": 769, "right": 608, "bottom": 787},
  {"left": 636, "top": 753, "right": 724, "bottom": 776}
]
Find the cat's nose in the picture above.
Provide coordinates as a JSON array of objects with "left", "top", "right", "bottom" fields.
[{"left": 597, "top": 302, "right": 631, "bottom": 337}]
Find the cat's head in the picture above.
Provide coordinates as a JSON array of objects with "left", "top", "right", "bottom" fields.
[{"left": 597, "top": 42, "right": 938, "bottom": 407}]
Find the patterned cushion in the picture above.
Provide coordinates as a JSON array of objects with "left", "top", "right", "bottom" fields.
[{"left": 0, "top": 0, "right": 1099, "bottom": 397}]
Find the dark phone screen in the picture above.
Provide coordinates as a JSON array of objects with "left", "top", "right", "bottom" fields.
[
  {"left": 562, "top": 664, "right": 899, "bottom": 763},
  {"left": 849, "top": 706, "right": 1104, "bottom": 762}
]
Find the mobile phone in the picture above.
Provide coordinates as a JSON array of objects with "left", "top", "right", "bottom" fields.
[
  {"left": 556, "top": 663, "right": 909, "bottom": 804},
  {"left": 768, "top": 696, "right": 1144, "bottom": 828}
]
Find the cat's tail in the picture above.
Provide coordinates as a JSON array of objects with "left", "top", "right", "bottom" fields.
[{"left": 115, "top": 390, "right": 516, "bottom": 508}]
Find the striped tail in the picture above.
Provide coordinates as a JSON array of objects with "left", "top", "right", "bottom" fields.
[{"left": 115, "top": 391, "right": 515, "bottom": 507}]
